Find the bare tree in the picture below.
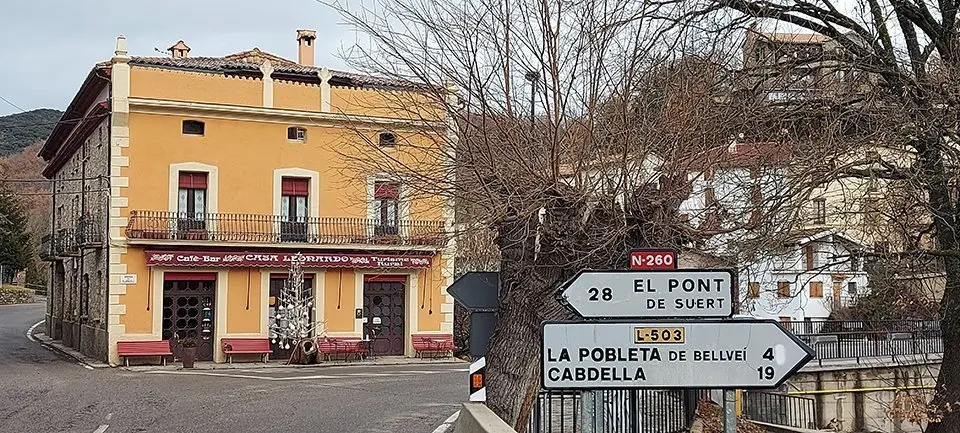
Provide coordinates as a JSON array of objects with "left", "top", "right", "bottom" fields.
[
  {"left": 318, "top": 0, "right": 799, "bottom": 428},
  {"left": 663, "top": 0, "right": 960, "bottom": 427}
]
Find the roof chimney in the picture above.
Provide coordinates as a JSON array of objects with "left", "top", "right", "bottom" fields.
[
  {"left": 297, "top": 29, "right": 316, "bottom": 66},
  {"left": 168, "top": 40, "right": 191, "bottom": 59}
]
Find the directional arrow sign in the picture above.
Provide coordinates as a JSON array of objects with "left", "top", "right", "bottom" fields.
[
  {"left": 558, "top": 269, "right": 734, "bottom": 318},
  {"left": 541, "top": 320, "right": 815, "bottom": 389}
]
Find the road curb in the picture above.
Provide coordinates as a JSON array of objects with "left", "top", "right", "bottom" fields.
[
  {"left": 122, "top": 356, "right": 468, "bottom": 372},
  {"left": 28, "top": 321, "right": 110, "bottom": 369},
  {"left": 432, "top": 410, "right": 460, "bottom": 433}
]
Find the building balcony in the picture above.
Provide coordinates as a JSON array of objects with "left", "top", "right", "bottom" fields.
[
  {"left": 124, "top": 211, "right": 448, "bottom": 249},
  {"left": 76, "top": 216, "right": 104, "bottom": 248},
  {"left": 40, "top": 228, "right": 80, "bottom": 261}
]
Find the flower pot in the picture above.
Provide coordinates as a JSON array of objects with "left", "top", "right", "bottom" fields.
[{"left": 182, "top": 346, "right": 196, "bottom": 368}]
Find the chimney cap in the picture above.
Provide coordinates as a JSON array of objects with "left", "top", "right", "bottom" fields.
[
  {"left": 168, "top": 40, "right": 191, "bottom": 52},
  {"left": 297, "top": 29, "right": 317, "bottom": 41}
]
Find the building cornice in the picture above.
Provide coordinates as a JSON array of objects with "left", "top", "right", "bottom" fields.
[{"left": 128, "top": 97, "right": 447, "bottom": 130}]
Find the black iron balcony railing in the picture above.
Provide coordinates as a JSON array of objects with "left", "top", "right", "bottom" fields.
[
  {"left": 76, "top": 216, "right": 104, "bottom": 247},
  {"left": 39, "top": 234, "right": 54, "bottom": 261},
  {"left": 125, "top": 210, "right": 447, "bottom": 248}
]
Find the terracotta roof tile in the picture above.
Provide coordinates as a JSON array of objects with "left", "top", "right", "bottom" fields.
[
  {"left": 758, "top": 32, "right": 829, "bottom": 45},
  {"left": 129, "top": 49, "right": 429, "bottom": 91}
]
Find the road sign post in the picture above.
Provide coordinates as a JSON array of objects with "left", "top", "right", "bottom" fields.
[
  {"left": 541, "top": 320, "right": 814, "bottom": 389},
  {"left": 559, "top": 270, "right": 735, "bottom": 319}
]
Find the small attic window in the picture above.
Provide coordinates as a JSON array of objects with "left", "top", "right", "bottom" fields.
[
  {"left": 288, "top": 126, "right": 307, "bottom": 142},
  {"left": 378, "top": 131, "right": 397, "bottom": 147},
  {"left": 182, "top": 120, "right": 205, "bottom": 136}
]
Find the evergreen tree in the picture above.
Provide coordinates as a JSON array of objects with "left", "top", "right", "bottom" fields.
[{"left": 0, "top": 193, "right": 33, "bottom": 284}]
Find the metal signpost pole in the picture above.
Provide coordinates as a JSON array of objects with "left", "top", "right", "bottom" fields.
[
  {"left": 723, "top": 389, "right": 736, "bottom": 433},
  {"left": 581, "top": 390, "right": 597, "bottom": 433}
]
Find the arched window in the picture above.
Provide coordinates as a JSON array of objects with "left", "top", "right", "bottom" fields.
[{"left": 378, "top": 131, "right": 397, "bottom": 147}]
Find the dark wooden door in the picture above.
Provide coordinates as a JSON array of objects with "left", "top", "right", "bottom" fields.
[
  {"left": 162, "top": 279, "right": 216, "bottom": 361},
  {"left": 363, "top": 281, "right": 405, "bottom": 356},
  {"left": 269, "top": 275, "right": 314, "bottom": 359}
]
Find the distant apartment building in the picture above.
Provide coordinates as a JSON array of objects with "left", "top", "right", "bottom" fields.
[
  {"left": 741, "top": 25, "right": 874, "bottom": 103},
  {"left": 39, "top": 31, "right": 455, "bottom": 365}
]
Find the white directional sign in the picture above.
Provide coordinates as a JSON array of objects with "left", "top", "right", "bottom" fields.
[
  {"left": 558, "top": 270, "right": 734, "bottom": 318},
  {"left": 541, "top": 320, "right": 815, "bottom": 389}
]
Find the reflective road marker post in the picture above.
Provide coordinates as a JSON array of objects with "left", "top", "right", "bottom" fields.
[{"left": 469, "top": 357, "right": 487, "bottom": 402}]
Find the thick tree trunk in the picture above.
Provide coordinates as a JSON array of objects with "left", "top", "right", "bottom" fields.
[
  {"left": 912, "top": 135, "right": 960, "bottom": 433},
  {"left": 485, "top": 214, "right": 572, "bottom": 431},
  {"left": 483, "top": 194, "right": 680, "bottom": 430}
]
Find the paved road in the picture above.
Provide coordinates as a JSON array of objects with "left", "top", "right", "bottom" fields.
[{"left": 0, "top": 303, "right": 464, "bottom": 433}]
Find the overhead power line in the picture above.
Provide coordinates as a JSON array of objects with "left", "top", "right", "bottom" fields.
[{"left": 0, "top": 95, "right": 26, "bottom": 113}]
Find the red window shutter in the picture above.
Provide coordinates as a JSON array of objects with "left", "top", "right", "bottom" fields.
[
  {"left": 178, "top": 172, "right": 208, "bottom": 189},
  {"left": 282, "top": 178, "right": 309, "bottom": 196},
  {"left": 374, "top": 182, "right": 399, "bottom": 199},
  {"left": 164, "top": 272, "right": 217, "bottom": 281}
]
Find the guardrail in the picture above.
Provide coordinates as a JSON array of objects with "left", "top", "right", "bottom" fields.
[
  {"left": 529, "top": 390, "right": 688, "bottom": 433},
  {"left": 781, "top": 319, "right": 943, "bottom": 364},
  {"left": 741, "top": 390, "right": 816, "bottom": 429}
]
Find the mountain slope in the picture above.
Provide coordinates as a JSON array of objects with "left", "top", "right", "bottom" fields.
[{"left": 0, "top": 109, "right": 64, "bottom": 156}]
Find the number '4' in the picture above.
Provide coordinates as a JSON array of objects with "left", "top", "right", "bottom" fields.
[{"left": 762, "top": 347, "right": 775, "bottom": 361}]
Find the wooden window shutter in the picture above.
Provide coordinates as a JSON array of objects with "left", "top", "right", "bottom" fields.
[
  {"left": 809, "top": 281, "right": 823, "bottom": 297},
  {"left": 281, "top": 177, "right": 309, "bottom": 196},
  {"left": 777, "top": 281, "right": 791, "bottom": 298},
  {"left": 375, "top": 182, "right": 400, "bottom": 199},
  {"left": 178, "top": 171, "right": 208, "bottom": 189},
  {"left": 805, "top": 245, "right": 815, "bottom": 271}
]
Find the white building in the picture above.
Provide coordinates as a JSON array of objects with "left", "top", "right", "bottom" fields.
[
  {"left": 739, "top": 229, "right": 868, "bottom": 322},
  {"left": 678, "top": 142, "right": 871, "bottom": 321}
]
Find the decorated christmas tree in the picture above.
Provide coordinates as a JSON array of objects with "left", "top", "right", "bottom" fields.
[{"left": 270, "top": 253, "right": 322, "bottom": 364}]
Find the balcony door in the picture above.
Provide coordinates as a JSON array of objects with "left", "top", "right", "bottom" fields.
[
  {"left": 374, "top": 182, "right": 399, "bottom": 237},
  {"left": 280, "top": 177, "right": 309, "bottom": 242},
  {"left": 177, "top": 172, "right": 207, "bottom": 239}
]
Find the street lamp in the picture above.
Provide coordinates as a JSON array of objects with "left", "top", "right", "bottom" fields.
[{"left": 524, "top": 70, "right": 539, "bottom": 131}]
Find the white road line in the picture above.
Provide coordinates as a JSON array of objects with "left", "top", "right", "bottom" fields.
[
  {"left": 84, "top": 364, "right": 94, "bottom": 370},
  {"left": 146, "top": 371, "right": 279, "bottom": 381},
  {"left": 93, "top": 425, "right": 109, "bottom": 433},
  {"left": 431, "top": 410, "right": 460, "bottom": 433},
  {"left": 26, "top": 320, "right": 44, "bottom": 342}
]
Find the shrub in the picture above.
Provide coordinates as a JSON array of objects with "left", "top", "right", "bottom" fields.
[{"left": 0, "top": 285, "right": 35, "bottom": 304}]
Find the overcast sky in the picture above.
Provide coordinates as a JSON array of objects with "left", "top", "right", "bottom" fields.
[{"left": 0, "top": 0, "right": 364, "bottom": 116}]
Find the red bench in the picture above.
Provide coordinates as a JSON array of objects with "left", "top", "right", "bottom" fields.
[
  {"left": 221, "top": 338, "right": 271, "bottom": 363},
  {"left": 318, "top": 337, "right": 367, "bottom": 361},
  {"left": 117, "top": 340, "right": 173, "bottom": 366},
  {"left": 412, "top": 334, "right": 455, "bottom": 358}
]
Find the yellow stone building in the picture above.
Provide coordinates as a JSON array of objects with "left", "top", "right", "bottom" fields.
[{"left": 39, "top": 31, "right": 456, "bottom": 365}]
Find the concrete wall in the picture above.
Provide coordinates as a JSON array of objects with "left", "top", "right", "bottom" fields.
[
  {"left": 456, "top": 403, "right": 517, "bottom": 433},
  {"left": 787, "top": 362, "right": 938, "bottom": 432}
]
